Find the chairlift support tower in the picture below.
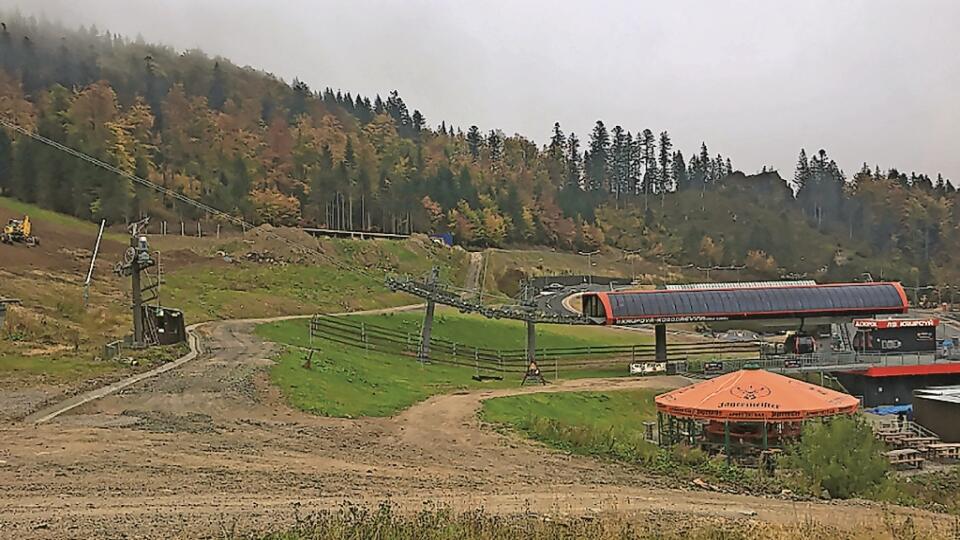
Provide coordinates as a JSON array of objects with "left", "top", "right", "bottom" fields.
[{"left": 114, "top": 218, "right": 156, "bottom": 348}]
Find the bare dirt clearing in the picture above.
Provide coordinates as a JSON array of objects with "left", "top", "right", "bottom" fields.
[{"left": 0, "top": 318, "right": 955, "bottom": 539}]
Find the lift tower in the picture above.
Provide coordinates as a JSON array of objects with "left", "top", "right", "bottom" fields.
[{"left": 114, "top": 218, "right": 157, "bottom": 348}]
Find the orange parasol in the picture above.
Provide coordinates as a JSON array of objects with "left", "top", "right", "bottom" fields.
[{"left": 655, "top": 369, "right": 859, "bottom": 422}]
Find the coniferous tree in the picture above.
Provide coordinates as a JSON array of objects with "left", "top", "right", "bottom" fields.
[
  {"left": 585, "top": 121, "right": 609, "bottom": 192},
  {"left": 794, "top": 149, "right": 810, "bottom": 192},
  {"left": 548, "top": 122, "right": 565, "bottom": 161},
  {"left": 565, "top": 132, "right": 582, "bottom": 189},
  {"left": 466, "top": 125, "right": 482, "bottom": 162},
  {"left": 610, "top": 125, "right": 628, "bottom": 200},
  {"left": 657, "top": 131, "right": 673, "bottom": 202},
  {"left": 208, "top": 61, "right": 227, "bottom": 111},
  {"left": 673, "top": 150, "right": 688, "bottom": 191},
  {"left": 487, "top": 130, "right": 504, "bottom": 167},
  {"left": 411, "top": 110, "right": 425, "bottom": 134}
]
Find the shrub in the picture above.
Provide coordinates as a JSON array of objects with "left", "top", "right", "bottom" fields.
[{"left": 780, "top": 415, "right": 892, "bottom": 499}]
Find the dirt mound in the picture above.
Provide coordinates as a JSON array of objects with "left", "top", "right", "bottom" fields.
[{"left": 241, "top": 224, "right": 327, "bottom": 264}]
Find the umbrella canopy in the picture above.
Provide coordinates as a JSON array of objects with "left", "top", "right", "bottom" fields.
[{"left": 655, "top": 369, "right": 859, "bottom": 422}]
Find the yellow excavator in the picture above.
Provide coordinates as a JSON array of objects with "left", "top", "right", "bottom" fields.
[{"left": 1, "top": 215, "right": 40, "bottom": 246}]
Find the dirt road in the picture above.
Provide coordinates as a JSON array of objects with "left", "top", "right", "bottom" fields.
[{"left": 0, "top": 317, "right": 955, "bottom": 539}]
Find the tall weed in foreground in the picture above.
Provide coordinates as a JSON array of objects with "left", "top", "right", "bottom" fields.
[{"left": 236, "top": 502, "right": 952, "bottom": 540}]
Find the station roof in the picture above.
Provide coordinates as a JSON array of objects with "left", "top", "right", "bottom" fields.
[
  {"left": 583, "top": 282, "right": 908, "bottom": 324},
  {"left": 655, "top": 369, "right": 860, "bottom": 422},
  {"left": 914, "top": 385, "right": 960, "bottom": 405}
]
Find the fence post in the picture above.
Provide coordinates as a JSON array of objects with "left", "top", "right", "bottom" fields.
[
  {"left": 632, "top": 345, "right": 636, "bottom": 364},
  {"left": 181, "top": 221, "right": 185, "bottom": 236},
  {"left": 554, "top": 354, "right": 558, "bottom": 381},
  {"left": 498, "top": 351, "right": 502, "bottom": 378}
]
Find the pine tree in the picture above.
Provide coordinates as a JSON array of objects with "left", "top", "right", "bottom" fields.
[
  {"left": 208, "top": 61, "right": 227, "bottom": 111},
  {"left": 610, "top": 125, "right": 627, "bottom": 199},
  {"left": 640, "top": 129, "right": 656, "bottom": 207},
  {"left": 411, "top": 110, "right": 425, "bottom": 134},
  {"left": 548, "top": 122, "right": 566, "bottom": 160},
  {"left": 794, "top": 149, "right": 810, "bottom": 192},
  {"left": 586, "top": 121, "right": 610, "bottom": 192},
  {"left": 565, "top": 132, "right": 582, "bottom": 189},
  {"left": 487, "top": 130, "right": 504, "bottom": 167},
  {"left": 714, "top": 154, "right": 725, "bottom": 182},
  {"left": 673, "top": 150, "right": 688, "bottom": 191},
  {"left": 657, "top": 131, "right": 673, "bottom": 203},
  {"left": 466, "top": 125, "right": 482, "bottom": 162},
  {"left": 698, "top": 142, "right": 710, "bottom": 186}
]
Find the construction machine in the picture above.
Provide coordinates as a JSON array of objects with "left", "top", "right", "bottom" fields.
[{"left": 1, "top": 215, "right": 40, "bottom": 246}]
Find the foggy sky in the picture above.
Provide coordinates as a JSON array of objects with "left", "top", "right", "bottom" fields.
[{"left": 5, "top": 0, "right": 960, "bottom": 182}]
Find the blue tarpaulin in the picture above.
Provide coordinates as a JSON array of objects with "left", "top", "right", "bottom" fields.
[
  {"left": 429, "top": 233, "right": 454, "bottom": 246},
  {"left": 866, "top": 404, "right": 913, "bottom": 416}
]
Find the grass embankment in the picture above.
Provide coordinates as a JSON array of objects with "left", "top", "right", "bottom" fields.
[
  {"left": 164, "top": 237, "right": 467, "bottom": 322},
  {"left": 480, "top": 390, "right": 768, "bottom": 490},
  {"left": 238, "top": 503, "right": 951, "bottom": 540},
  {"left": 257, "top": 310, "right": 653, "bottom": 417},
  {"left": 344, "top": 309, "right": 653, "bottom": 348},
  {"left": 1, "top": 195, "right": 468, "bottom": 386},
  {"left": 0, "top": 196, "right": 126, "bottom": 241},
  {"left": 481, "top": 390, "right": 960, "bottom": 515}
]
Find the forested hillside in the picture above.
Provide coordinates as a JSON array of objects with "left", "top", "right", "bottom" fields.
[{"left": 0, "top": 13, "right": 957, "bottom": 287}]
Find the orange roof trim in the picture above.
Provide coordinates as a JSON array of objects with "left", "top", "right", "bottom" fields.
[{"left": 655, "top": 369, "right": 859, "bottom": 422}]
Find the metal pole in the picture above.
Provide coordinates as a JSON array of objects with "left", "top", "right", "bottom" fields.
[
  {"left": 82, "top": 219, "right": 106, "bottom": 307},
  {"left": 155, "top": 250, "right": 162, "bottom": 308},
  {"left": 724, "top": 421, "right": 731, "bottom": 464},
  {"left": 131, "top": 239, "right": 144, "bottom": 347},
  {"left": 526, "top": 320, "right": 536, "bottom": 364}
]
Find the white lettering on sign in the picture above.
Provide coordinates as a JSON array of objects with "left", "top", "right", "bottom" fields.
[{"left": 853, "top": 318, "right": 939, "bottom": 329}]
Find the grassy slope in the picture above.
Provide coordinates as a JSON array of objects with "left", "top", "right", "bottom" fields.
[
  {"left": 256, "top": 311, "right": 653, "bottom": 417},
  {"left": 163, "top": 237, "right": 467, "bottom": 322},
  {"left": 1, "top": 196, "right": 472, "bottom": 384},
  {"left": 481, "top": 390, "right": 662, "bottom": 456},
  {"left": 0, "top": 196, "right": 127, "bottom": 241},
  {"left": 345, "top": 308, "right": 654, "bottom": 349}
]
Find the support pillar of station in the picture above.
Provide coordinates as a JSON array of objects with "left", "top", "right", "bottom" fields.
[
  {"left": 655, "top": 323, "right": 667, "bottom": 362},
  {"left": 526, "top": 320, "right": 536, "bottom": 363}
]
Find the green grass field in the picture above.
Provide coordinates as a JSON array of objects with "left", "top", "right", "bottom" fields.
[
  {"left": 256, "top": 310, "right": 653, "bottom": 417},
  {"left": 344, "top": 308, "right": 653, "bottom": 349},
  {"left": 480, "top": 390, "right": 662, "bottom": 458}
]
